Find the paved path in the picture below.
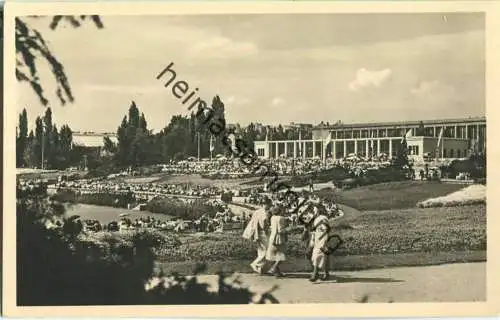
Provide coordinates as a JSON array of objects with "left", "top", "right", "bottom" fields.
[{"left": 158, "top": 263, "right": 485, "bottom": 303}]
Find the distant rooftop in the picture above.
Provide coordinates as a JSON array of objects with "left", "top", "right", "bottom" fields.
[
  {"left": 314, "top": 116, "right": 486, "bottom": 130},
  {"left": 72, "top": 131, "right": 117, "bottom": 137}
]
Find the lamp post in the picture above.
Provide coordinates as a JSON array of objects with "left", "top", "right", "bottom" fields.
[
  {"left": 197, "top": 132, "right": 201, "bottom": 161},
  {"left": 41, "top": 124, "right": 45, "bottom": 170},
  {"left": 83, "top": 155, "right": 88, "bottom": 171}
]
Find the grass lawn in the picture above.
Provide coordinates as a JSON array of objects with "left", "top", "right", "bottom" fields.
[
  {"left": 148, "top": 204, "right": 485, "bottom": 274},
  {"left": 153, "top": 174, "right": 261, "bottom": 189},
  {"left": 317, "top": 181, "right": 467, "bottom": 211},
  {"left": 17, "top": 170, "right": 87, "bottom": 181}
]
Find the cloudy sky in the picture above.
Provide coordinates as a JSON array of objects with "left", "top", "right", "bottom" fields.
[{"left": 17, "top": 13, "right": 485, "bottom": 132}]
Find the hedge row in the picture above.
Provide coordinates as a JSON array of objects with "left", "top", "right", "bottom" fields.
[
  {"left": 52, "top": 190, "right": 136, "bottom": 208},
  {"left": 284, "top": 166, "right": 409, "bottom": 189}
]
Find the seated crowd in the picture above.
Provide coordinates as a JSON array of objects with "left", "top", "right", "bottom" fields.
[
  {"left": 74, "top": 206, "right": 249, "bottom": 234},
  {"left": 55, "top": 180, "right": 224, "bottom": 198},
  {"left": 158, "top": 154, "right": 397, "bottom": 178}
]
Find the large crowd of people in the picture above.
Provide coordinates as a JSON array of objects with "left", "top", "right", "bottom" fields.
[
  {"left": 54, "top": 179, "right": 228, "bottom": 198},
  {"left": 44, "top": 204, "right": 248, "bottom": 234},
  {"left": 94, "top": 207, "right": 247, "bottom": 234},
  {"left": 157, "top": 155, "right": 397, "bottom": 178}
]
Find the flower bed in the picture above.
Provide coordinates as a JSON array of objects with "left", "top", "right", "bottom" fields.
[{"left": 417, "top": 184, "right": 486, "bottom": 208}]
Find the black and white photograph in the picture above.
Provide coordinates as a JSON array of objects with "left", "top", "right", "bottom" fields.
[{"left": 3, "top": 1, "right": 499, "bottom": 317}]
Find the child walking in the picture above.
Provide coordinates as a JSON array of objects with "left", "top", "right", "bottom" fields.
[{"left": 309, "top": 207, "right": 331, "bottom": 282}]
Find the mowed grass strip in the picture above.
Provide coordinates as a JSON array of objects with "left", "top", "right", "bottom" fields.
[
  {"left": 155, "top": 251, "right": 486, "bottom": 275},
  {"left": 317, "top": 181, "right": 467, "bottom": 211},
  {"left": 154, "top": 174, "right": 261, "bottom": 189}
]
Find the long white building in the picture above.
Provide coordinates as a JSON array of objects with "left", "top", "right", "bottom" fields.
[
  {"left": 254, "top": 116, "right": 486, "bottom": 162},
  {"left": 72, "top": 132, "right": 118, "bottom": 148}
]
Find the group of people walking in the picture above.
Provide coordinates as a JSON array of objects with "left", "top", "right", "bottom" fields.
[{"left": 242, "top": 196, "right": 343, "bottom": 282}]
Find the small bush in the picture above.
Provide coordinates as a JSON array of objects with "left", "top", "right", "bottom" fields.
[{"left": 221, "top": 191, "right": 233, "bottom": 203}]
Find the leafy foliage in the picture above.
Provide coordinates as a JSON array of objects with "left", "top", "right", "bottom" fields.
[
  {"left": 16, "top": 16, "right": 104, "bottom": 106},
  {"left": 145, "top": 197, "right": 225, "bottom": 220},
  {"left": 393, "top": 136, "right": 410, "bottom": 169}
]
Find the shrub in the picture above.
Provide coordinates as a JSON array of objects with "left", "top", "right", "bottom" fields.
[
  {"left": 86, "top": 160, "right": 123, "bottom": 178},
  {"left": 289, "top": 167, "right": 351, "bottom": 187},
  {"left": 221, "top": 191, "right": 233, "bottom": 203}
]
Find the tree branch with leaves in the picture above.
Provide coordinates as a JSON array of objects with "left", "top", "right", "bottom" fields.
[{"left": 15, "top": 15, "right": 104, "bottom": 106}]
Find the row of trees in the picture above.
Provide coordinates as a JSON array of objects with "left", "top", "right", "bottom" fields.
[
  {"left": 104, "top": 98, "right": 315, "bottom": 168},
  {"left": 16, "top": 108, "right": 75, "bottom": 170},
  {"left": 16, "top": 99, "right": 317, "bottom": 171},
  {"left": 104, "top": 98, "right": 227, "bottom": 168}
]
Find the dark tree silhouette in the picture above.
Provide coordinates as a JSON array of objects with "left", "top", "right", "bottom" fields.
[{"left": 15, "top": 15, "right": 104, "bottom": 106}]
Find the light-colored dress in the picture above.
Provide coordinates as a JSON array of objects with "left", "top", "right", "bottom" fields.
[
  {"left": 243, "top": 208, "right": 269, "bottom": 270},
  {"left": 266, "top": 215, "right": 288, "bottom": 262},
  {"left": 310, "top": 215, "right": 330, "bottom": 269}
]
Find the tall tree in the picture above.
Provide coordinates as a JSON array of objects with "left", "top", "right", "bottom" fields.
[
  {"left": 23, "top": 131, "right": 37, "bottom": 168},
  {"left": 209, "top": 95, "right": 227, "bottom": 155},
  {"left": 17, "top": 108, "right": 28, "bottom": 167},
  {"left": 103, "top": 136, "right": 117, "bottom": 155},
  {"left": 42, "top": 108, "right": 55, "bottom": 168},
  {"left": 139, "top": 113, "right": 148, "bottom": 132},
  {"left": 394, "top": 136, "right": 410, "bottom": 169},
  {"left": 57, "top": 124, "right": 73, "bottom": 168},
  {"left": 34, "top": 117, "right": 43, "bottom": 168},
  {"left": 116, "top": 116, "right": 130, "bottom": 166},
  {"left": 416, "top": 121, "right": 425, "bottom": 136},
  {"left": 128, "top": 101, "right": 140, "bottom": 128}
]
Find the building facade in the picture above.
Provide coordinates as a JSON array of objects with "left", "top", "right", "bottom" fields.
[
  {"left": 72, "top": 132, "right": 118, "bottom": 148},
  {"left": 254, "top": 116, "right": 486, "bottom": 162},
  {"left": 72, "top": 132, "right": 118, "bottom": 157}
]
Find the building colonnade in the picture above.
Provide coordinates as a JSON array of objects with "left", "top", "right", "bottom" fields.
[{"left": 256, "top": 120, "right": 486, "bottom": 160}]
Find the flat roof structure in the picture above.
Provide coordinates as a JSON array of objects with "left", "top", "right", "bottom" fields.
[{"left": 314, "top": 116, "right": 486, "bottom": 130}]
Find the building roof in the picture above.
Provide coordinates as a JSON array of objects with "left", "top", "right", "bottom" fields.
[
  {"left": 72, "top": 132, "right": 118, "bottom": 148},
  {"left": 314, "top": 116, "right": 486, "bottom": 130},
  {"left": 72, "top": 131, "right": 117, "bottom": 137}
]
